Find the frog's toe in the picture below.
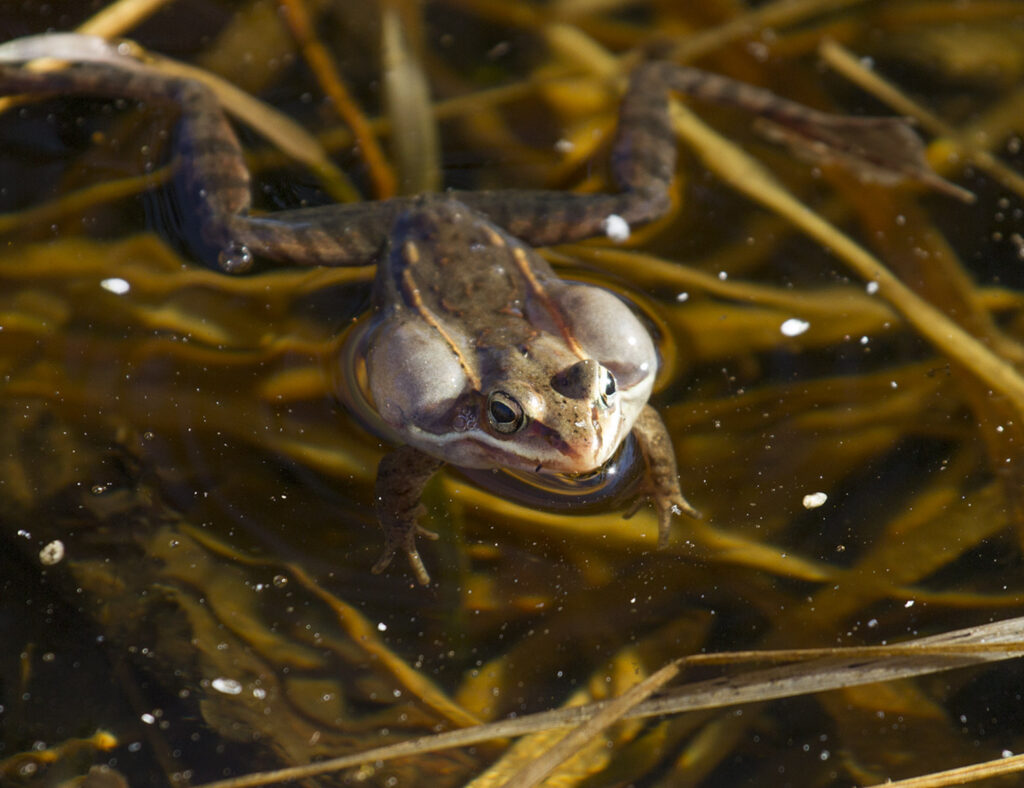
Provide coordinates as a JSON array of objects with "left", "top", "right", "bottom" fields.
[
  {"left": 623, "top": 489, "right": 701, "bottom": 547},
  {"left": 372, "top": 527, "right": 434, "bottom": 585},
  {"left": 622, "top": 497, "right": 645, "bottom": 520},
  {"left": 654, "top": 502, "right": 676, "bottom": 548},
  {"left": 657, "top": 494, "right": 701, "bottom": 545},
  {"left": 669, "top": 493, "right": 701, "bottom": 522},
  {"left": 416, "top": 524, "right": 440, "bottom": 541},
  {"left": 404, "top": 545, "right": 433, "bottom": 586},
  {"left": 371, "top": 544, "right": 399, "bottom": 575}
]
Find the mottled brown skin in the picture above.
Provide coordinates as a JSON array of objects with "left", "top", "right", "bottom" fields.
[{"left": 0, "top": 37, "right": 962, "bottom": 583}]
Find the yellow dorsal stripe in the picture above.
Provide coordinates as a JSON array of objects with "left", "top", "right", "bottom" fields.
[
  {"left": 510, "top": 246, "right": 586, "bottom": 360},
  {"left": 400, "top": 241, "right": 482, "bottom": 391}
]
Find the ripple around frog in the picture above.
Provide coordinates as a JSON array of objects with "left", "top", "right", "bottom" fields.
[{"left": 333, "top": 314, "right": 644, "bottom": 512}]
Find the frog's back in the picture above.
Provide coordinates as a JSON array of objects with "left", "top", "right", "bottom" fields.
[{"left": 374, "top": 196, "right": 561, "bottom": 353}]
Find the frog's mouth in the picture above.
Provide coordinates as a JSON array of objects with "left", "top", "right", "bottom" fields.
[
  {"left": 456, "top": 434, "right": 643, "bottom": 512},
  {"left": 510, "top": 413, "right": 619, "bottom": 474}
]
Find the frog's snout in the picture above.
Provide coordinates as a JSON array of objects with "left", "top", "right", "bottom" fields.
[{"left": 550, "top": 359, "right": 602, "bottom": 400}]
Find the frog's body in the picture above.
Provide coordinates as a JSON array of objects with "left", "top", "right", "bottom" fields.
[
  {"left": 0, "top": 34, "right": 963, "bottom": 584},
  {"left": 368, "top": 197, "right": 655, "bottom": 474}
]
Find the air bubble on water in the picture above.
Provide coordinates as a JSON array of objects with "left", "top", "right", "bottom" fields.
[
  {"left": 802, "top": 492, "right": 827, "bottom": 509},
  {"left": 602, "top": 214, "right": 630, "bottom": 242},
  {"left": 780, "top": 318, "right": 809, "bottom": 337},
  {"left": 39, "top": 540, "right": 65, "bottom": 565},
  {"left": 211, "top": 677, "right": 243, "bottom": 695},
  {"left": 100, "top": 277, "right": 130, "bottom": 294},
  {"left": 218, "top": 243, "right": 253, "bottom": 274}
]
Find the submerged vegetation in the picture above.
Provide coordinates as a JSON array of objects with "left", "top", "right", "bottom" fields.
[{"left": 3, "top": 1, "right": 1024, "bottom": 786}]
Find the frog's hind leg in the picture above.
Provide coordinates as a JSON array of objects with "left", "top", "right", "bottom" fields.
[
  {"left": 457, "top": 58, "right": 968, "bottom": 246},
  {"left": 618, "top": 61, "right": 972, "bottom": 203},
  {"left": 0, "top": 49, "right": 393, "bottom": 269},
  {"left": 0, "top": 61, "right": 255, "bottom": 264}
]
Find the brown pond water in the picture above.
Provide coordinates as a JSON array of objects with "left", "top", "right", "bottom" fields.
[{"left": 3, "top": 2, "right": 1024, "bottom": 786}]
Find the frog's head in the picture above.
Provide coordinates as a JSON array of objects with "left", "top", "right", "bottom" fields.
[
  {"left": 466, "top": 282, "right": 659, "bottom": 475},
  {"left": 469, "top": 355, "right": 627, "bottom": 474},
  {"left": 364, "top": 196, "right": 659, "bottom": 475},
  {"left": 366, "top": 290, "right": 657, "bottom": 475}
]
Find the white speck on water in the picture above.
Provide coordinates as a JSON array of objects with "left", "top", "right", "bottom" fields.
[
  {"left": 904, "top": 599, "right": 915, "bottom": 608},
  {"left": 211, "top": 677, "right": 243, "bottom": 695},
  {"left": 377, "top": 622, "right": 388, "bottom": 632},
  {"left": 39, "top": 540, "right": 64, "bottom": 566},
  {"left": 676, "top": 292, "right": 689, "bottom": 302},
  {"left": 780, "top": 318, "right": 810, "bottom": 337},
  {"left": 718, "top": 271, "right": 728, "bottom": 281},
  {"left": 140, "top": 713, "right": 156, "bottom": 725},
  {"left": 100, "top": 277, "right": 130, "bottom": 295},
  {"left": 802, "top": 492, "right": 828, "bottom": 509},
  {"left": 866, "top": 281, "right": 879, "bottom": 295},
  {"left": 554, "top": 138, "right": 575, "bottom": 154},
  {"left": 603, "top": 214, "right": 630, "bottom": 242}
]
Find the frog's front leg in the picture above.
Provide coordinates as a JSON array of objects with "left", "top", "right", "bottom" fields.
[
  {"left": 372, "top": 445, "right": 444, "bottom": 585},
  {"left": 626, "top": 405, "right": 700, "bottom": 547}
]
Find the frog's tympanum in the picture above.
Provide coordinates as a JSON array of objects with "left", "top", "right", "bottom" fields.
[{"left": 0, "top": 34, "right": 965, "bottom": 583}]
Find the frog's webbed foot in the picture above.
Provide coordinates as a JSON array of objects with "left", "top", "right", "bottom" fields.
[
  {"left": 372, "top": 445, "right": 445, "bottom": 585},
  {"left": 626, "top": 404, "right": 700, "bottom": 547},
  {"left": 623, "top": 483, "right": 700, "bottom": 548},
  {"left": 371, "top": 507, "right": 439, "bottom": 586}
]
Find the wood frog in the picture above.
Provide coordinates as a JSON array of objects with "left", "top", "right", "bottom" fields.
[{"left": 0, "top": 34, "right": 965, "bottom": 584}]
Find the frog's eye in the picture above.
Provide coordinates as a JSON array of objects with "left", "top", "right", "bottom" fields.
[
  {"left": 487, "top": 391, "right": 527, "bottom": 435},
  {"left": 599, "top": 368, "right": 618, "bottom": 408}
]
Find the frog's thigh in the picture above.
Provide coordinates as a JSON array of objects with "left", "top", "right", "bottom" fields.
[{"left": 367, "top": 317, "right": 469, "bottom": 429}]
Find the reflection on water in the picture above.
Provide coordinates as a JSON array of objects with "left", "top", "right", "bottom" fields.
[{"left": 3, "top": 2, "right": 1024, "bottom": 786}]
